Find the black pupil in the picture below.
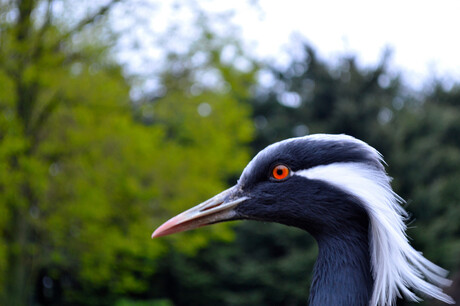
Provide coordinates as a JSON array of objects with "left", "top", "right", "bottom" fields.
[{"left": 276, "top": 168, "right": 284, "bottom": 176}]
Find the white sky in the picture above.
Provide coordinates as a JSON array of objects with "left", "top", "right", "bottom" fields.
[
  {"left": 211, "top": 0, "right": 460, "bottom": 88},
  {"left": 114, "top": 0, "right": 460, "bottom": 90}
]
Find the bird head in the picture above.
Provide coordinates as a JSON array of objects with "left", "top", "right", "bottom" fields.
[
  {"left": 152, "top": 134, "right": 379, "bottom": 238},
  {"left": 152, "top": 134, "right": 454, "bottom": 305}
]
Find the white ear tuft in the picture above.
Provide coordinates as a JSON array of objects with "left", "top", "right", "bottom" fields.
[{"left": 297, "top": 162, "right": 454, "bottom": 306}]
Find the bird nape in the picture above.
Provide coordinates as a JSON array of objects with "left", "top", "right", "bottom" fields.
[{"left": 152, "top": 134, "right": 454, "bottom": 306}]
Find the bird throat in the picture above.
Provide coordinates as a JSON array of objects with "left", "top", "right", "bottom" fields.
[{"left": 309, "top": 225, "right": 374, "bottom": 306}]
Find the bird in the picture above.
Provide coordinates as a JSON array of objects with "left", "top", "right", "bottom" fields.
[{"left": 152, "top": 134, "right": 454, "bottom": 306}]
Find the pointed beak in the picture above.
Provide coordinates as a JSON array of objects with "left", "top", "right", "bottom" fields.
[{"left": 152, "top": 186, "right": 248, "bottom": 238}]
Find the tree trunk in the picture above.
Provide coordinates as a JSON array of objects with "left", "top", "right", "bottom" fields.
[
  {"left": 6, "top": 208, "right": 31, "bottom": 305},
  {"left": 3, "top": 1, "right": 38, "bottom": 304}
]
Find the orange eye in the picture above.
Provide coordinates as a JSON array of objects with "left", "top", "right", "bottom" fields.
[{"left": 272, "top": 165, "right": 290, "bottom": 180}]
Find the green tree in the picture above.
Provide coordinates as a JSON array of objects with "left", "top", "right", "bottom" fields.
[
  {"left": 0, "top": 1, "right": 255, "bottom": 304},
  {"left": 250, "top": 47, "right": 398, "bottom": 154},
  {"left": 389, "top": 84, "right": 460, "bottom": 302},
  {"left": 1, "top": 1, "right": 126, "bottom": 302}
]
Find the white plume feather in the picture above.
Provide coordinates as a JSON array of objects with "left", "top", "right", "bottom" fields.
[{"left": 295, "top": 135, "right": 454, "bottom": 306}]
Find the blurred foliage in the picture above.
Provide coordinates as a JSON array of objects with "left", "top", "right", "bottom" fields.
[
  {"left": 390, "top": 84, "right": 460, "bottom": 269},
  {"left": 115, "top": 298, "right": 173, "bottom": 306},
  {"left": 1, "top": 1, "right": 459, "bottom": 305},
  {"left": 0, "top": 1, "right": 254, "bottom": 304},
  {"left": 147, "top": 223, "right": 317, "bottom": 305}
]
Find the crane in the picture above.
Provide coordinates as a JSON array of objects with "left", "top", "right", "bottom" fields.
[{"left": 152, "top": 134, "right": 454, "bottom": 305}]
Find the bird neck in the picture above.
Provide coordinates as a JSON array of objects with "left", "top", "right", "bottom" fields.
[{"left": 309, "top": 229, "right": 374, "bottom": 306}]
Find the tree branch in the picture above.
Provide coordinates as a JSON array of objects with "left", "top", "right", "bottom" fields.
[
  {"left": 30, "top": 91, "right": 61, "bottom": 151},
  {"left": 51, "top": 0, "right": 122, "bottom": 50},
  {"left": 31, "top": 0, "right": 53, "bottom": 60}
]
